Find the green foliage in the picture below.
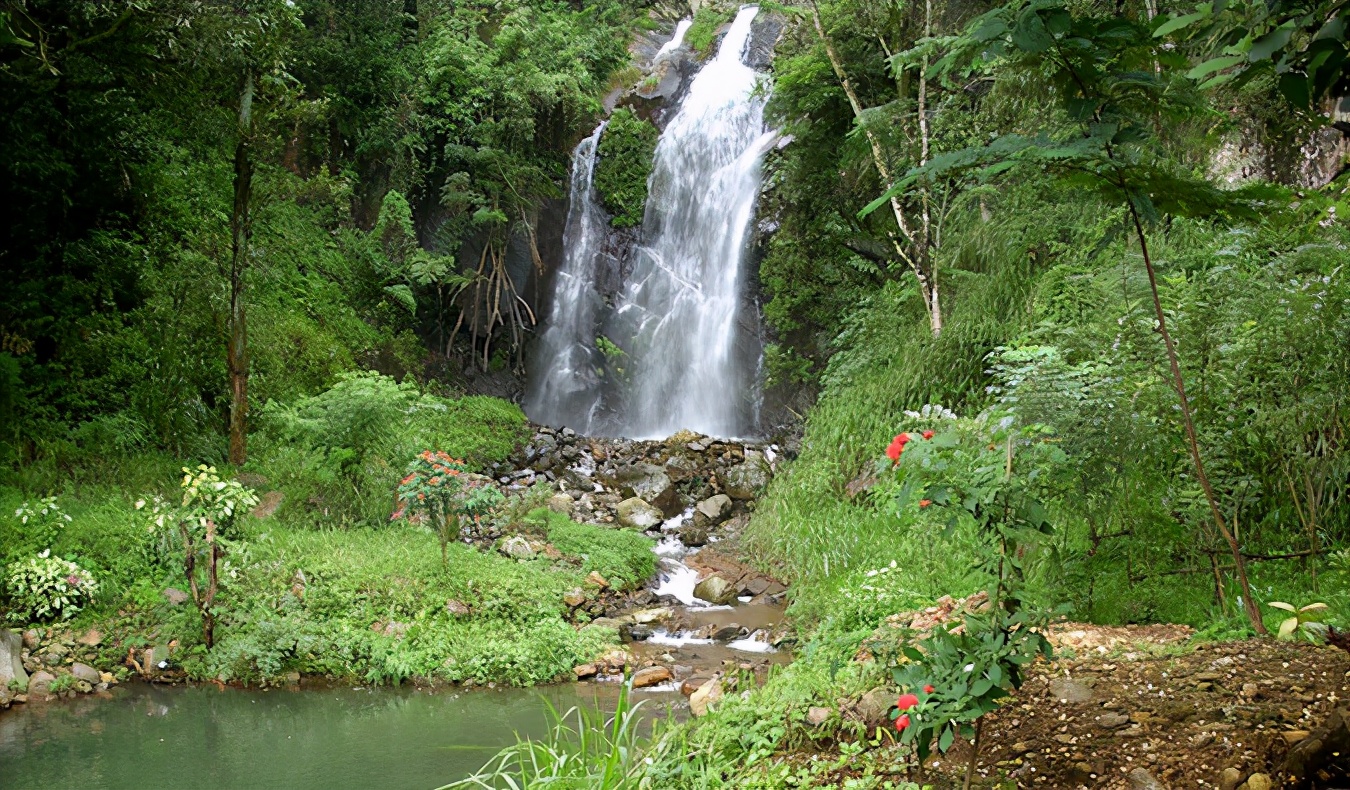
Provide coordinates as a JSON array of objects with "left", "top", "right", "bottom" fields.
[
  {"left": 685, "top": 7, "right": 733, "bottom": 54},
  {"left": 1268, "top": 600, "right": 1330, "bottom": 641},
  {"left": 5, "top": 550, "right": 99, "bottom": 623},
  {"left": 5, "top": 496, "right": 72, "bottom": 563},
  {"left": 593, "top": 108, "right": 659, "bottom": 228},
  {"left": 890, "top": 611, "right": 1052, "bottom": 762},
  {"left": 255, "top": 373, "right": 527, "bottom": 526},
  {"left": 531, "top": 508, "right": 656, "bottom": 591},
  {"left": 445, "top": 684, "right": 649, "bottom": 789},
  {"left": 394, "top": 451, "right": 505, "bottom": 564}
]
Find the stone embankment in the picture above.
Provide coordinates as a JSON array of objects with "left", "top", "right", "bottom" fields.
[{"left": 1, "top": 625, "right": 123, "bottom": 710}]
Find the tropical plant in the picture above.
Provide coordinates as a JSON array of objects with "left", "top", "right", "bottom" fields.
[
  {"left": 5, "top": 496, "right": 72, "bottom": 562},
  {"left": 394, "top": 451, "right": 505, "bottom": 564},
  {"left": 1269, "top": 600, "right": 1330, "bottom": 641},
  {"left": 138, "top": 466, "right": 259, "bottom": 648},
  {"left": 4, "top": 550, "right": 99, "bottom": 623}
]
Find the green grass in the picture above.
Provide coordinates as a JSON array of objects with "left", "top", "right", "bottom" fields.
[{"left": 529, "top": 508, "right": 656, "bottom": 591}]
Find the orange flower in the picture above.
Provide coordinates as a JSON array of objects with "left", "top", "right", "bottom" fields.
[
  {"left": 922, "top": 430, "right": 934, "bottom": 440},
  {"left": 919, "top": 499, "right": 932, "bottom": 508}
]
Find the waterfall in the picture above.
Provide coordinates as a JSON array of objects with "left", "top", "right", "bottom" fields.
[
  {"left": 654, "top": 19, "right": 692, "bottom": 60},
  {"left": 526, "top": 6, "right": 773, "bottom": 440},
  {"left": 522, "top": 124, "right": 608, "bottom": 429}
]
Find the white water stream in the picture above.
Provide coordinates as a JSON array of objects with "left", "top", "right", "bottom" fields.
[{"left": 526, "top": 6, "right": 773, "bottom": 439}]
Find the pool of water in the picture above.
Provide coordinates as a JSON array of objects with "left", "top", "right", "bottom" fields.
[{"left": 0, "top": 681, "right": 678, "bottom": 790}]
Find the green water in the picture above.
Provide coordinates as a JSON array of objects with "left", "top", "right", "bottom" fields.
[{"left": 0, "top": 682, "right": 672, "bottom": 790}]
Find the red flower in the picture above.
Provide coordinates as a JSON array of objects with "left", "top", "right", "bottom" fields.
[
  {"left": 919, "top": 499, "right": 932, "bottom": 508},
  {"left": 390, "top": 508, "right": 406, "bottom": 521},
  {"left": 895, "top": 713, "right": 910, "bottom": 732},
  {"left": 885, "top": 433, "right": 911, "bottom": 463},
  {"left": 417, "top": 493, "right": 426, "bottom": 501},
  {"left": 923, "top": 685, "right": 934, "bottom": 694},
  {"left": 896, "top": 693, "right": 919, "bottom": 711},
  {"left": 922, "top": 430, "right": 934, "bottom": 440},
  {"left": 401, "top": 474, "right": 416, "bottom": 485}
]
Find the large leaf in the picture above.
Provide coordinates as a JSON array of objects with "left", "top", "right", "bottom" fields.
[
  {"left": 1187, "top": 54, "right": 1244, "bottom": 80},
  {"left": 1154, "top": 11, "right": 1208, "bottom": 38},
  {"left": 1012, "top": 10, "right": 1053, "bottom": 53},
  {"left": 1249, "top": 26, "right": 1294, "bottom": 62}
]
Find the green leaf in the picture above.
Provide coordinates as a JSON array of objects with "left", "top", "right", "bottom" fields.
[
  {"left": 938, "top": 727, "right": 955, "bottom": 752},
  {"left": 1187, "top": 54, "right": 1244, "bottom": 80},
  {"left": 972, "top": 677, "right": 993, "bottom": 696},
  {"left": 1249, "top": 26, "right": 1293, "bottom": 62},
  {"left": 1278, "top": 72, "right": 1312, "bottom": 109},
  {"left": 1153, "top": 12, "right": 1208, "bottom": 38},
  {"left": 1012, "top": 10, "right": 1053, "bottom": 53},
  {"left": 973, "top": 15, "right": 1010, "bottom": 42}
]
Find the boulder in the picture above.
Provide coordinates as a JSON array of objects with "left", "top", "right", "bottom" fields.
[
  {"left": 574, "top": 664, "right": 598, "bottom": 680},
  {"left": 679, "top": 526, "right": 709, "bottom": 547},
  {"left": 680, "top": 676, "right": 710, "bottom": 696},
  {"left": 0, "top": 630, "right": 28, "bottom": 691},
  {"left": 692, "top": 575, "right": 736, "bottom": 605},
  {"left": 547, "top": 493, "right": 574, "bottom": 515},
  {"left": 857, "top": 688, "right": 894, "bottom": 729},
  {"left": 720, "top": 456, "right": 771, "bottom": 500},
  {"left": 1241, "top": 775, "right": 1273, "bottom": 790},
  {"left": 689, "top": 677, "right": 723, "bottom": 717},
  {"left": 695, "top": 494, "right": 732, "bottom": 523},
  {"left": 632, "top": 666, "right": 672, "bottom": 688},
  {"left": 71, "top": 663, "right": 100, "bottom": 684},
  {"left": 499, "top": 535, "right": 536, "bottom": 560},
  {"left": 563, "top": 589, "right": 587, "bottom": 608},
  {"left": 627, "top": 607, "right": 674, "bottom": 625},
  {"left": 616, "top": 464, "right": 679, "bottom": 516},
  {"left": 616, "top": 497, "right": 663, "bottom": 529},
  {"left": 28, "top": 670, "right": 55, "bottom": 696}
]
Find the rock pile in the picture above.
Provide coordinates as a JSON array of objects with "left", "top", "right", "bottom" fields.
[
  {"left": 1, "top": 626, "right": 122, "bottom": 710},
  {"left": 492, "top": 426, "right": 784, "bottom": 530}
]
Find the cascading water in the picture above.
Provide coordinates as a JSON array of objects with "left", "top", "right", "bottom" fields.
[
  {"left": 526, "top": 6, "right": 774, "bottom": 439},
  {"left": 523, "top": 124, "right": 609, "bottom": 428}
]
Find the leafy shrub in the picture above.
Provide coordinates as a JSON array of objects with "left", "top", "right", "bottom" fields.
[
  {"left": 5, "top": 496, "right": 71, "bottom": 563},
  {"left": 5, "top": 550, "right": 98, "bottom": 622},
  {"left": 255, "top": 372, "right": 527, "bottom": 526},
  {"left": 394, "top": 451, "right": 505, "bottom": 564},
  {"left": 593, "top": 109, "right": 659, "bottom": 228},
  {"left": 533, "top": 509, "right": 656, "bottom": 590}
]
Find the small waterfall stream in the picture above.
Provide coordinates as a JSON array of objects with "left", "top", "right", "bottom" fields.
[{"left": 526, "top": 6, "right": 774, "bottom": 440}]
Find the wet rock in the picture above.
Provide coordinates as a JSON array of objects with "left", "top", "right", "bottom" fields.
[
  {"left": 499, "top": 535, "right": 536, "bottom": 560},
  {"left": 574, "top": 663, "right": 598, "bottom": 680},
  {"left": 672, "top": 664, "right": 693, "bottom": 679},
  {"left": 563, "top": 589, "right": 586, "bottom": 608},
  {"left": 692, "top": 575, "right": 736, "bottom": 605},
  {"left": 163, "top": 587, "right": 189, "bottom": 606},
  {"left": 632, "top": 666, "right": 672, "bottom": 688},
  {"left": 623, "top": 625, "right": 653, "bottom": 642},
  {"left": 710, "top": 624, "right": 742, "bottom": 641},
  {"left": 586, "top": 571, "right": 611, "bottom": 589},
  {"left": 632, "top": 590, "right": 657, "bottom": 607},
  {"left": 680, "top": 676, "right": 710, "bottom": 696},
  {"left": 806, "top": 707, "right": 831, "bottom": 727},
  {"left": 695, "top": 494, "right": 733, "bottom": 523},
  {"left": 71, "top": 663, "right": 100, "bottom": 684},
  {"left": 1128, "top": 768, "right": 1163, "bottom": 790},
  {"left": 1, "top": 629, "right": 28, "bottom": 692},
  {"left": 445, "top": 599, "right": 471, "bottom": 617},
  {"left": 22, "top": 629, "right": 40, "bottom": 650},
  {"left": 679, "top": 526, "right": 709, "bottom": 547},
  {"left": 689, "top": 677, "right": 723, "bottom": 716},
  {"left": 588, "top": 617, "right": 623, "bottom": 631},
  {"left": 28, "top": 670, "right": 55, "bottom": 696},
  {"left": 616, "top": 497, "right": 663, "bottom": 529},
  {"left": 1240, "top": 774, "right": 1272, "bottom": 790},
  {"left": 628, "top": 607, "right": 674, "bottom": 625},
  {"left": 720, "top": 456, "right": 771, "bottom": 500},
  {"left": 1048, "top": 677, "right": 1094, "bottom": 703},
  {"left": 616, "top": 464, "right": 679, "bottom": 516}
]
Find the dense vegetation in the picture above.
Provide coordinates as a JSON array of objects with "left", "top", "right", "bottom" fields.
[{"left": 4, "top": 0, "right": 1350, "bottom": 785}]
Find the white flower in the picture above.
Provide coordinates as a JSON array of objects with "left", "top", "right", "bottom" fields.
[{"left": 963, "top": 663, "right": 975, "bottom": 673}]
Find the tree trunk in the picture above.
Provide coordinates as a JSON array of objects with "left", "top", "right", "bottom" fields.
[
  {"left": 227, "top": 71, "right": 255, "bottom": 467},
  {"left": 1127, "top": 205, "right": 1267, "bottom": 635},
  {"left": 809, "top": 2, "right": 941, "bottom": 336}
]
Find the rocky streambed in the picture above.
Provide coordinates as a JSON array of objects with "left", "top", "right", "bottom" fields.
[{"left": 490, "top": 425, "right": 796, "bottom": 714}]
